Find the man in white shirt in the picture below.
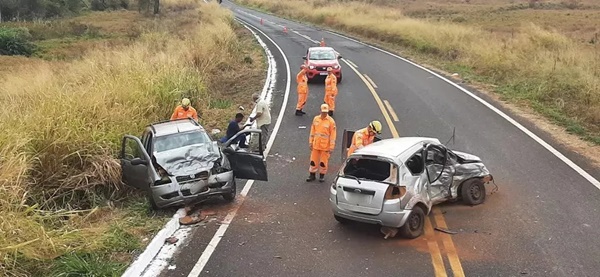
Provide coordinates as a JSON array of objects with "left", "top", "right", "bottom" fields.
[{"left": 250, "top": 93, "right": 271, "bottom": 151}]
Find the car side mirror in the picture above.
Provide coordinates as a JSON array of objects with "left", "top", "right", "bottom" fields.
[
  {"left": 131, "top": 158, "right": 148, "bottom": 166},
  {"left": 337, "top": 55, "right": 342, "bottom": 59},
  {"left": 302, "top": 56, "right": 307, "bottom": 60}
]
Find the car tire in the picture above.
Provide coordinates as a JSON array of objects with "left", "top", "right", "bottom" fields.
[
  {"left": 399, "top": 205, "right": 425, "bottom": 239},
  {"left": 223, "top": 179, "right": 237, "bottom": 202},
  {"left": 460, "top": 178, "right": 486, "bottom": 206},
  {"left": 147, "top": 191, "right": 159, "bottom": 211},
  {"left": 334, "top": 214, "right": 351, "bottom": 224},
  {"left": 337, "top": 73, "right": 342, "bottom": 84}
]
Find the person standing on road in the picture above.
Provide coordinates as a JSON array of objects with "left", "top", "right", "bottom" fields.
[
  {"left": 296, "top": 64, "right": 309, "bottom": 116},
  {"left": 324, "top": 67, "right": 338, "bottom": 116},
  {"left": 250, "top": 93, "right": 271, "bottom": 150},
  {"left": 170, "top": 98, "right": 198, "bottom": 122},
  {"left": 319, "top": 38, "right": 326, "bottom": 47},
  {"left": 307, "top": 104, "right": 337, "bottom": 183},
  {"left": 347, "top": 120, "right": 382, "bottom": 157}
]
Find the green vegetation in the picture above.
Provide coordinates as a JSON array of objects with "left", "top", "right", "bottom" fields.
[
  {"left": 0, "top": 0, "right": 266, "bottom": 276},
  {"left": 235, "top": 0, "right": 600, "bottom": 144}
]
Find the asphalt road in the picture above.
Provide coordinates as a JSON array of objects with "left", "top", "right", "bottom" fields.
[{"left": 155, "top": 1, "right": 600, "bottom": 276}]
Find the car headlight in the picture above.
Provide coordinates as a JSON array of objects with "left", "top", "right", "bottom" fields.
[
  {"left": 333, "top": 65, "right": 340, "bottom": 69},
  {"left": 309, "top": 65, "right": 315, "bottom": 69}
]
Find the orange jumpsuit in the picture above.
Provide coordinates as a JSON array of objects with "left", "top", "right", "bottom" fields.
[
  {"left": 309, "top": 115, "right": 337, "bottom": 174},
  {"left": 324, "top": 74, "right": 338, "bottom": 112},
  {"left": 347, "top": 127, "right": 375, "bottom": 157},
  {"left": 296, "top": 68, "right": 309, "bottom": 111},
  {"left": 170, "top": 105, "right": 198, "bottom": 121}
]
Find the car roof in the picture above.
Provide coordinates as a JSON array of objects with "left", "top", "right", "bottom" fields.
[
  {"left": 308, "top": 46, "right": 335, "bottom": 52},
  {"left": 149, "top": 119, "right": 204, "bottom": 137},
  {"left": 352, "top": 137, "right": 442, "bottom": 161}
]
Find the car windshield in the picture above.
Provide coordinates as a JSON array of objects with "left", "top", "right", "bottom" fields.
[
  {"left": 341, "top": 157, "right": 398, "bottom": 185},
  {"left": 309, "top": 50, "right": 336, "bottom": 60},
  {"left": 153, "top": 131, "right": 211, "bottom": 153}
]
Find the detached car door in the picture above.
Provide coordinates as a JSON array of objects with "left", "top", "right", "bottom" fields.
[
  {"left": 119, "top": 135, "right": 154, "bottom": 190},
  {"left": 222, "top": 129, "right": 268, "bottom": 181}
]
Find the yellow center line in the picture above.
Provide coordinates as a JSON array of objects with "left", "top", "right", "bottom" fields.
[
  {"left": 433, "top": 208, "right": 466, "bottom": 277},
  {"left": 345, "top": 59, "right": 358, "bottom": 68},
  {"left": 383, "top": 100, "right": 400, "bottom": 122},
  {"left": 425, "top": 217, "right": 449, "bottom": 277},
  {"left": 341, "top": 59, "right": 398, "bottom": 138},
  {"left": 363, "top": 74, "right": 378, "bottom": 88}
]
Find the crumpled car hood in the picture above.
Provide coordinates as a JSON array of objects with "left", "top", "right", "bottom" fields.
[
  {"left": 452, "top": 150, "right": 482, "bottom": 163},
  {"left": 154, "top": 145, "right": 221, "bottom": 176}
]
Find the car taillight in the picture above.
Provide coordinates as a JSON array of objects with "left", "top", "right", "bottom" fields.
[{"left": 384, "top": 186, "right": 406, "bottom": 200}]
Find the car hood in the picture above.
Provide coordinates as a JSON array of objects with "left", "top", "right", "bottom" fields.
[
  {"left": 452, "top": 150, "right": 482, "bottom": 163},
  {"left": 309, "top": 60, "right": 338, "bottom": 66},
  {"left": 154, "top": 144, "right": 221, "bottom": 176}
]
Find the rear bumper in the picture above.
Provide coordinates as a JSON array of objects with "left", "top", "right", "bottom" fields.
[
  {"left": 329, "top": 188, "right": 411, "bottom": 228},
  {"left": 151, "top": 171, "right": 235, "bottom": 209}
]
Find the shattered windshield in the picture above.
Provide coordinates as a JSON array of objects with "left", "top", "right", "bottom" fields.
[
  {"left": 309, "top": 50, "right": 336, "bottom": 60},
  {"left": 154, "top": 131, "right": 211, "bottom": 153}
]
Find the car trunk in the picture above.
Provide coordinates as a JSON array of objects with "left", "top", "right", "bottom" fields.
[{"left": 336, "top": 178, "right": 389, "bottom": 215}]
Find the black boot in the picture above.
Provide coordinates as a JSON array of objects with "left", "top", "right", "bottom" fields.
[
  {"left": 306, "top": 173, "right": 316, "bottom": 182},
  {"left": 300, "top": 109, "right": 306, "bottom": 114},
  {"left": 295, "top": 110, "right": 303, "bottom": 116},
  {"left": 319, "top": 174, "right": 325, "bottom": 182}
]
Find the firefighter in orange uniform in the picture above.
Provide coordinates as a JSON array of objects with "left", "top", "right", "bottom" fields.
[
  {"left": 347, "top": 121, "right": 383, "bottom": 157},
  {"left": 324, "top": 67, "right": 338, "bottom": 116},
  {"left": 319, "top": 38, "right": 326, "bottom": 47},
  {"left": 170, "top": 98, "right": 198, "bottom": 122},
  {"left": 295, "top": 64, "right": 309, "bottom": 116},
  {"left": 307, "top": 104, "right": 337, "bottom": 183}
]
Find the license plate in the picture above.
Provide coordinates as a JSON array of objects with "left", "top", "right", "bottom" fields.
[{"left": 319, "top": 72, "right": 328, "bottom": 76}]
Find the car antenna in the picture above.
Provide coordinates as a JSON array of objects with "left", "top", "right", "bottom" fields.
[{"left": 444, "top": 127, "right": 456, "bottom": 146}]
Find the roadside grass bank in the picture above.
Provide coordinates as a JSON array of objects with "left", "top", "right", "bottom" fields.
[
  {"left": 0, "top": 1, "right": 266, "bottom": 276},
  {"left": 234, "top": 0, "right": 600, "bottom": 144}
]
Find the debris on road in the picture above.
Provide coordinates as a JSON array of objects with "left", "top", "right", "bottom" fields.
[
  {"left": 435, "top": 227, "right": 458, "bottom": 235},
  {"left": 168, "top": 265, "right": 177, "bottom": 270},
  {"left": 274, "top": 255, "right": 282, "bottom": 259},
  {"left": 179, "top": 215, "right": 205, "bottom": 225},
  {"left": 165, "top": 237, "right": 179, "bottom": 244},
  {"left": 239, "top": 242, "right": 246, "bottom": 246},
  {"left": 380, "top": 226, "right": 399, "bottom": 239},
  {"left": 299, "top": 126, "right": 307, "bottom": 129}
]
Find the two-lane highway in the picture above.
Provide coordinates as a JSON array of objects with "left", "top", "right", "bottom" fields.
[{"left": 154, "top": 1, "right": 600, "bottom": 276}]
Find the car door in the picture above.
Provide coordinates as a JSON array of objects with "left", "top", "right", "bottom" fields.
[
  {"left": 119, "top": 135, "right": 153, "bottom": 190},
  {"left": 423, "top": 143, "right": 455, "bottom": 203},
  {"left": 222, "top": 129, "right": 268, "bottom": 181}
]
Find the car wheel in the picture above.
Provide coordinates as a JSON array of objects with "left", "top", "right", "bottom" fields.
[
  {"left": 337, "top": 73, "right": 342, "bottom": 84},
  {"left": 334, "top": 214, "right": 351, "bottom": 224},
  {"left": 460, "top": 178, "right": 486, "bottom": 206},
  {"left": 147, "top": 191, "right": 159, "bottom": 211},
  {"left": 223, "top": 179, "right": 237, "bottom": 202},
  {"left": 399, "top": 205, "right": 425, "bottom": 239}
]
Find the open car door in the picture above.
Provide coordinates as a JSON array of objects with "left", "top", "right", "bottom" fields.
[
  {"left": 423, "top": 143, "right": 455, "bottom": 203},
  {"left": 340, "top": 129, "right": 382, "bottom": 161},
  {"left": 222, "top": 129, "right": 268, "bottom": 181},
  {"left": 119, "top": 135, "right": 154, "bottom": 191}
]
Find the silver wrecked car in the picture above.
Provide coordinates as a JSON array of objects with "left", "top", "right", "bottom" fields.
[
  {"left": 119, "top": 118, "right": 268, "bottom": 209},
  {"left": 330, "top": 136, "right": 494, "bottom": 239}
]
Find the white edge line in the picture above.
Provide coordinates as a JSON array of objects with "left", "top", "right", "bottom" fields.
[
  {"left": 186, "top": 17, "right": 291, "bottom": 277},
  {"left": 325, "top": 29, "right": 600, "bottom": 189},
  {"left": 121, "top": 9, "right": 281, "bottom": 277},
  {"left": 121, "top": 208, "right": 186, "bottom": 277}
]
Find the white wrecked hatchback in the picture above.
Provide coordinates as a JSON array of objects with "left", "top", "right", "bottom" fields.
[{"left": 330, "top": 136, "right": 494, "bottom": 239}]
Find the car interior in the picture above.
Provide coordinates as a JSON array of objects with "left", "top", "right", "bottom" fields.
[{"left": 406, "top": 152, "right": 424, "bottom": 175}]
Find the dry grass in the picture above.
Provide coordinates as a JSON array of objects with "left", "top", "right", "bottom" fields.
[
  {"left": 236, "top": 0, "right": 600, "bottom": 142},
  {"left": 0, "top": 1, "right": 266, "bottom": 276}
]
